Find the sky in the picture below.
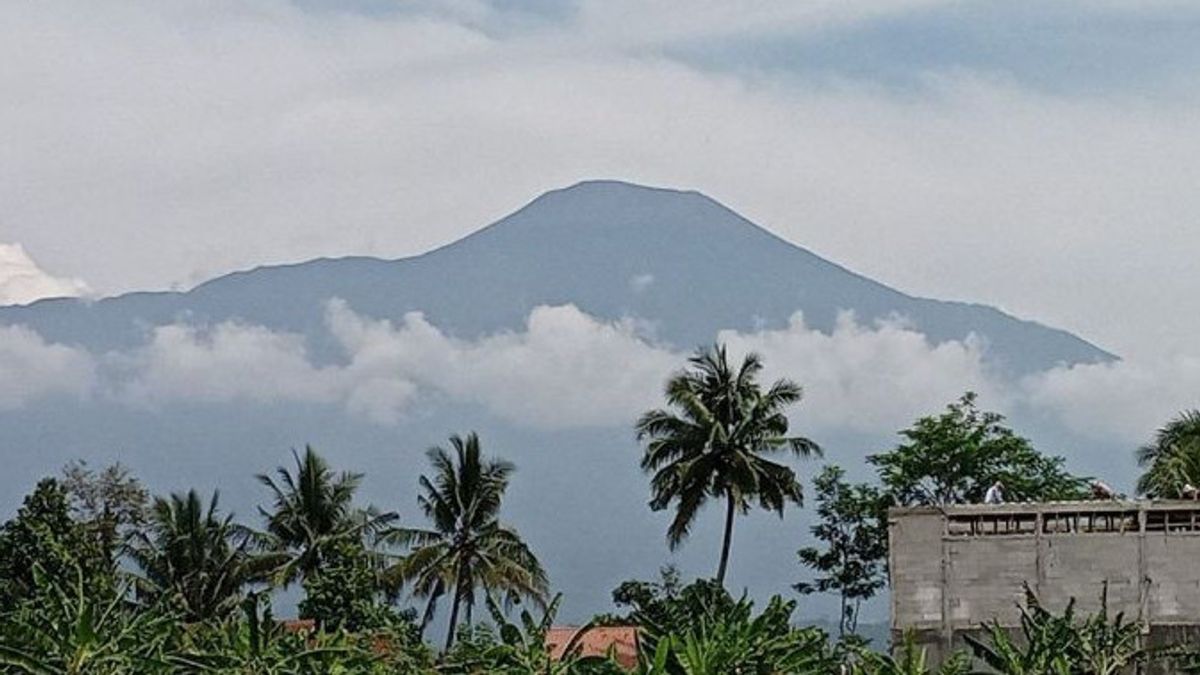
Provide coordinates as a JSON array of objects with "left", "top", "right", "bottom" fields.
[{"left": 3, "top": 0, "right": 1200, "bottom": 361}]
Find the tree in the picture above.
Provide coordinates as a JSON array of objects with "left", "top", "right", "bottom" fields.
[
  {"left": 636, "top": 344, "right": 820, "bottom": 586},
  {"left": 256, "top": 446, "right": 395, "bottom": 585},
  {"left": 299, "top": 537, "right": 407, "bottom": 632},
  {"left": 795, "top": 466, "right": 888, "bottom": 637},
  {"left": 61, "top": 460, "right": 149, "bottom": 563},
  {"left": 1136, "top": 410, "right": 1200, "bottom": 498},
  {"left": 130, "top": 490, "right": 272, "bottom": 623},
  {"left": 385, "top": 432, "right": 548, "bottom": 652},
  {"left": 0, "top": 478, "right": 110, "bottom": 612},
  {"left": 868, "top": 392, "right": 1088, "bottom": 506}
]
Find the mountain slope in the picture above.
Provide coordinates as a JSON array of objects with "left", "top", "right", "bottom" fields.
[{"left": 0, "top": 180, "right": 1113, "bottom": 372}]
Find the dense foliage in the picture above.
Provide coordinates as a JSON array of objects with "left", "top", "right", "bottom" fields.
[{"left": 868, "top": 392, "right": 1089, "bottom": 506}]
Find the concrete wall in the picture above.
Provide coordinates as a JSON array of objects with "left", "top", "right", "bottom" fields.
[{"left": 889, "top": 502, "right": 1200, "bottom": 671}]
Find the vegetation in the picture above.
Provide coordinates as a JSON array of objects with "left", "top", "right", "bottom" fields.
[
  {"left": 848, "top": 633, "right": 970, "bottom": 675},
  {"left": 963, "top": 585, "right": 1146, "bottom": 675},
  {"left": 1136, "top": 409, "right": 1200, "bottom": 498},
  {"left": 130, "top": 490, "right": 269, "bottom": 623},
  {"left": 1, "top": 344, "right": 1196, "bottom": 673},
  {"left": 256, "top": 446, "right": 396, "bottom": 586},
  {"left": 383, "top": 432, "right": 548, "bottom": 651},
  {"left": 868, "top": 392, "right": 1089, "bottom": 506},
  {"left": 636, "top": 344, "right": 820, "bottom": 586},
  {"left": 794, "top": 465, "right": 888, "bottom": 637}
]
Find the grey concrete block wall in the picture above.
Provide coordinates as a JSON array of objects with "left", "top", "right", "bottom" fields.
[{"left": 889, "top": 502, "right": 1200, "bottom": 671}]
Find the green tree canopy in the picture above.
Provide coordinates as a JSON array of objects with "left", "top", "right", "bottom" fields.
[
  {"left": 868, "top": 393, "right": 1088, "bottom": 506},
  {"left": 0, "top": 478, "right": 110, "bottom": 612},
  {"left": 299, "top": 536, "right": 410, "bottom": 633},
  {"left": 795, "top": 465, "right": 888, "bottom": 637},
  {"left": 636, "top": 344, "right": 820, "bottom": 586},
  {"left": 1136, "top": 410, "right": 1200, "bottom": 499}
]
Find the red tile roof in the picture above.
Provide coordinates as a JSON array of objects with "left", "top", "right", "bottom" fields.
[{"left": 545, "top": 625, "right": 639, "bottom": 669}]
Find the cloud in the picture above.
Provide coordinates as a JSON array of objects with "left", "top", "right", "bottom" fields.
[
  {"left": 720, "top": 312, "right": 1002, "bottom": 434},
  {"left": 3, "top": 1, "right": 1200, "bottom": 363},
  {"left": 110, "top": 322, "right": 346, "bottom": 407},
  {"left": 0, "top": 244, "right": 89, "bottom": 306},
  {"left": 101, "top": 302, "right": 1003, "bottom": 432},
  {"left": 99, "top": 301, "right": 676, "bottom": 428},
  {"left": 1023, "top": 355, "right": 1200, "bottom": 445},
  {"left": 5, "top": 301, "right": 1199, "bottom": 447},
  {"left": 0, "top": 325, "right": 94, "bottom": 409},
  {"left": 326, "top": 300, "right": 678, "bottom": 428},
  {"left": 629, "top": 273, "right": 654, "bottom": 294}
]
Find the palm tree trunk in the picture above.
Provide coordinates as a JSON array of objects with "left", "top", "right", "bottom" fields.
[
  {"left": 444, "top": 588, "right": 462, "bottom": 653},
  {"left": 716, "top": 492, "right": 736, "bottom": 586},
  {"left": 419, "top": 590, "right": 441, "bottom": 639}
]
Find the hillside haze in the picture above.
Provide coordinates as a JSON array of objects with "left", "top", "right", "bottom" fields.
[{"left": 2, "top": 180, "right": 1112, "bottom": 372}]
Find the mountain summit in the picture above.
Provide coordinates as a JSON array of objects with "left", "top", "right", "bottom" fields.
[{"left": 1, "top": 180, "right": 1112, "bottom": 373}]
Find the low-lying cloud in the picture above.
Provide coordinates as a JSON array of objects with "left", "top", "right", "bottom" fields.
[
  {"left": 0, "top": 324, "right": 94, "bottom": 409},
  {"left": 0, "top": 303, "right": 1195, "bottom": 445},
  {"left": 0, "top": 243, "right": 89, "bottom": 306},
  {"left": 1022, "top": 355, "right": 1200, "bottom": 445}
]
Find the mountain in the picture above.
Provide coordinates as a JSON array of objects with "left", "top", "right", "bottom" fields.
[
  {"left": 0, "top": 180, "right": 1120, "bottom": 625},
  {"left": 0, "top": 180, "right": 1113, "bottom": 373}
]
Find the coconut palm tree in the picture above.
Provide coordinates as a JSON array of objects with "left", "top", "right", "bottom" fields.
[
  {"left": 636, "top": 344, "right": 820, "bottom": 587},
  {"left": 256, "top": 446, "right": 395, "bottom": 586},
  {"left": 1137, "top": 410, "right": 1200, "bottom": 499},
  {"left": 385, "top": 432, "right": 548, "bottom": 652},
  {"left": 130, "top": 490, "right": 275, "bottom": 622}
]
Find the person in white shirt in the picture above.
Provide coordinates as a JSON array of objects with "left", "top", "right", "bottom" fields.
[{"left": 984, "top": 480, "right": 1005, "bottom": 504}]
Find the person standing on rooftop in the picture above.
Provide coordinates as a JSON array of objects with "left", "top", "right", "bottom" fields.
[{"left": 984, "top": 481, "right": 1005, "bottom": 504}]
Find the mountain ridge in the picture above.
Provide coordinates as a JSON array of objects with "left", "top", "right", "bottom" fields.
[{"left": 1, "top": 180, "right": 1114, "bottom": 372}]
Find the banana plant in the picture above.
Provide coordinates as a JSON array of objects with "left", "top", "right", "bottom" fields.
[
  {"left": 0, "top": 564, "right": 176, "bottom": 674},
  {"left": 168, "top": 592, "right": 365, "bottom": 674},
  {"left": 637, "top": 595, "right": 837, "bottom": 675},
  {"left": 848, "top": 633, "right": 970, "bottom": 675}
]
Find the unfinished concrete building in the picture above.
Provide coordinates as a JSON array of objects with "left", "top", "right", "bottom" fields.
[{"left": 889, "top": 501, "right": 1200, "bottom": 669}]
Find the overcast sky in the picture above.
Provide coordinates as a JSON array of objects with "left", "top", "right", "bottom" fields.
[{"left": 3, "top": 0, "right": 1199, "bottom": 359}]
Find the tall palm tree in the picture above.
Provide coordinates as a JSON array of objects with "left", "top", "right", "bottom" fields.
[
  {"left": 1137, "top": 410, "right": 1200, "bottom": 498},
  {"left": 384, "top": 432, "right": 548, "bottom": 652},
  {"left": 256, "top": 446, "right": 395, "bottom": 585},
  {"left": 130, "top": 490, "right": 273, "bottom": 623},
  {"left": 636, "top": 344, "right": 820, "bottom": 587}
]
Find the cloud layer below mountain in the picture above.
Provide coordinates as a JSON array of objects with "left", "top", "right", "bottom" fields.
[{"left": 1, "top": 302, "right": 1194, "bottom": 447}]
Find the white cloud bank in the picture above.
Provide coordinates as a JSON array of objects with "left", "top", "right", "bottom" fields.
[
  {"left": 0, "top": 325, "right": 94, "bottom": 409},
  {"left": 1022, "top": 355, "right": 1200, "bottom": 445},
  {"left": 0, "top": 244, "right": 89, "bottom": 306},
  {"left": 719, "top": 314, "right": 1003, "bottom": 435},
  {"left": 1, "top": 303, "right": 1196, "bottom": 445}
]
